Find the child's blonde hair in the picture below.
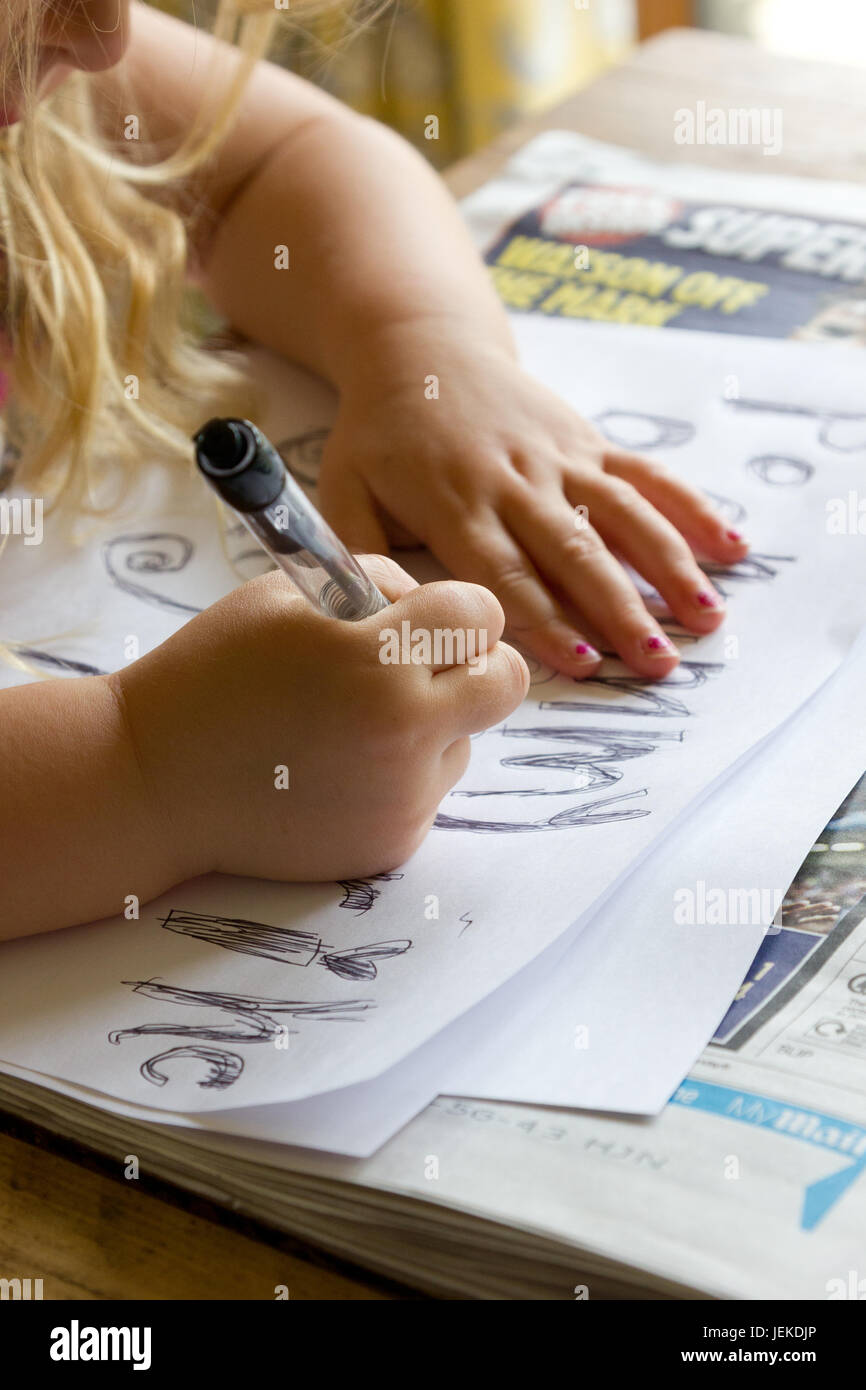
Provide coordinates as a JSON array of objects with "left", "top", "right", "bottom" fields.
[{"left": 0, "top": 0, "right": 379, "bottom": 514}]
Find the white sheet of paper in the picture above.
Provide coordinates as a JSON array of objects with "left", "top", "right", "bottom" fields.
[
  {"left": 1, "top": 321, "right": 865, "bottom": 1119},
  {"left": 8, "top": 630, "right": 866, "bottom": 1156},
  {"left": 443, "top": 631, "right": 866, "bottom": 1113}
]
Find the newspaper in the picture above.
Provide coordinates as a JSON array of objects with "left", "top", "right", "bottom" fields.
[
  {"left": 461, "top": 130, "right": 866, "bottom": 344},
  {"left": 297, "top": 772, "right": 866, "bottom": 1299}
]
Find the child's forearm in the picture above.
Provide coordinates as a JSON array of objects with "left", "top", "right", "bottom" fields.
[
  {"left": 201, "top": 109, "right": 516, "bottom": 391},
  {"left": 0, "top": 676, "right": 187, "bottom": 938},
  {"left": 104, "top": 5, "right": 510, "bottom": 391}
]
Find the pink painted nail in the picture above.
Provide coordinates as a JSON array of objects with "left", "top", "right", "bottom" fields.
[
  {"left": 574, "top": 641, "right": 600, "bottom": 660},
  {"left": 696, "top": 589, "right": 723, "bottom": 609},
  {"left": 643, "top": 632, "right": 674, "bottom": 656},
  {"left": 726, "top": 529, "right": 745, "bottom": 543}
]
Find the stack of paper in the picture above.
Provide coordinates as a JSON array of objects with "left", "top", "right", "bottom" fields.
[{"left": 2, "top": 133, "right": 866, "bottom": 1298}]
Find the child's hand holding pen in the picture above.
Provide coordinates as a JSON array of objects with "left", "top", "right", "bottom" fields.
[
  {"left": 1, "top": 555, "right": 527, "bottom": 938},
  {"left": 111, "top": 557, "right": 528, "bottom": 889}
]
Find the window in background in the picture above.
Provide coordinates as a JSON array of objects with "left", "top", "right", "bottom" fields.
[{"left": 699, "top": 0, "right": 866, "bottom": 66}]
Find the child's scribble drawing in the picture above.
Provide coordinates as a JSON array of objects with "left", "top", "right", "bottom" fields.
[
  {"left": 15, "top": 649, "right": 104, "bottom": 676},
  {"left": 700, "top": 552, "right": 794, "bottom": 597},
  {"left": 109, "top": 980, "right": 373, "bottom": 1090},
  {"left": 109, "top": 980, "right": 371, "bottom": 1043},
  {"left": 437, "top": 659, "right": 727, "bottom": 826},
  {"left": 275, "top": 428, "right": 330, "bottom": 485},
  {"left": 593, "top": 410, "right": 695, "bottom": 451},
  {"left": 436, "top": 788, "right": 649, "bottom": 833},
  {"left": 160, "top": 907, "right": 410, "bottom": 980},
  {"left": 747, "top": 455, "right": 814, "bottom": 487},
  {"left": 338, "top": 872, "right": 405, "bottom": 916},
  {"left": 501, "top": 724, "right": 685, "bottom": 756},
  {"left": 540, "top": 676, "right": 694, "bottom": 718},
  {"left": 499, "top": 754, "right": 622, "bottom": 787},
  {"left": 141, "top": 1046, "right": 244, "bottom": 1090},
  {"left": 724, "top": 396, "right": 866, "bottom": 453},
  {"left": 103, "top": 533, "right": 199, "bottom": 614},
  {"left": 436, "top": 724, "right": 675, "bottom": 828}
]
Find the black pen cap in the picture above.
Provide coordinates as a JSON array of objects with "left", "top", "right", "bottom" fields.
[{"left": 193, "top": 418, "right": 285, "bottom": 512}]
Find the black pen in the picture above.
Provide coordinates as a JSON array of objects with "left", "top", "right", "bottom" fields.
[{"left": 193, "top": 418, "right": 388, "bottom": 621}]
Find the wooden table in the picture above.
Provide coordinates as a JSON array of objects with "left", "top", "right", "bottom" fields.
[{"left": 4, "top": 25, "right": 866, "bottom": 1302}]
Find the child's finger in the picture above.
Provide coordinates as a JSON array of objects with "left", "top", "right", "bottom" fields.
[
  {"left": 438, "top": 734, "right": 472, "bottom": 793},
  {"left": 432, "top": 640, "right": 530, "bottom": 736},
  {"left": 602, "top": 449, "right": 749, "bottom": 560},
  {"left": 383, "top": 577, "right": 505, "bottom": 673},
  {"left": 569, "top": 476, "right": 727, "bottom": 635},
  {"left": 354, "top": 553, "right": 419, "bottom": 603},
  {"left": 318, "top": 466, "right": 390, "bottom": 555},
  {"left": 500, "top": 491, "right": 681, "bottom": 678},
  {"left": 429, "top": 510, "right": 605, "bottom": 678}
]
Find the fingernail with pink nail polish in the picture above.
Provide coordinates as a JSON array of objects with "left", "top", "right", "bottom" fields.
[
  {"left": 643, "top": 633, "right": 674, "bottom": 657},
  {"left": 726, "top": 529, "right": 745, "bottom": 543},
  {"left": 696, "top": 589, "right": 723, "bottom": 609},
  {"left": 574, "top": 641, "right": 600, "bottom": 661}
]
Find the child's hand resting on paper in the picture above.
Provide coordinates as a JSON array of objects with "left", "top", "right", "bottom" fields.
[
  {"left": 116, "top": 6, "right": 748, "bottom": 682},
  {"left": 0, "top": 556, "right": 528, "bottom": 939},
  {"left": 318, "top": 322, "right": 749, "bottom": 682}
]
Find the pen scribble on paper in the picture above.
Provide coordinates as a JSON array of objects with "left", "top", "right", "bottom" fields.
[
  {"left": 110, "top": 981, "right": 373, "bottom": 1090},
  {"left": 275, "top": 428, "right": 330, "bottom": 486},
  {"left": 442, "top": 641, "right": 735, "bottom": 827},
  {"left": 103, "top": 533, "right": 200, "bottom": 614},
  {"left": 110, "top": 981, "right": 371, "bottom": 1041},
  {"left": 499, "top": 754, "right": 621, "bottom": 785},
  {"left": 502, "top": 725, "right": 685, "bottom": 755},
  {"left": 435, "top": 788, "right": 649, "bottom": 833},
  {"left": 701, "top": 552, "right": 795, "bottom": 597},
  {"left": 540, "top": 677, "right": 693, "bottom": 718},
  {"left": 140, "top": 1046, "right": 244, "bottom": 1090},
  {"left": 159, "top": 908, "right": 411, "bottom": 980},
  {"left": 109, "top": 984, "right": 372, "bottom": 1089},
  {"left": 14, "top": 648, "right": 105, "bottom": 676},
  {"left": 593, "top": 410, "right": 695, "bottom": 451},
  {"left": 723, "top": 396, "right": 866, "bottom": 453},
  {"left": 441, "top": 538, "right": 788, "bottom": 827},
  {"left": 747, "top": 455, "right": 814, "bottom": 487},
  {"left": 226, "top": 519, "right": 274, "bottom": 574},
  {"left": 338, "top": 871, "right": 404, "bottom": 915},
  {"left": 453, "top": 765, "right": 617, "bottom": 796},
  {"left": 509, "top": 643, "right": 558, "bottom": 687}
]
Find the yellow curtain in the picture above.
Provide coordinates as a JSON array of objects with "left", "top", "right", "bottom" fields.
[
  {"left": 150, "top": 1, "right": 628, "bottom": 167},
  {"left": 324, "top": 0, "right": 627, "bottom": 166}
]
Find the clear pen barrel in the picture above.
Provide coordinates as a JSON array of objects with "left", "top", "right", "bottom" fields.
[{"left": 239, "top": 479, "right": 386, "bottom": 621}]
